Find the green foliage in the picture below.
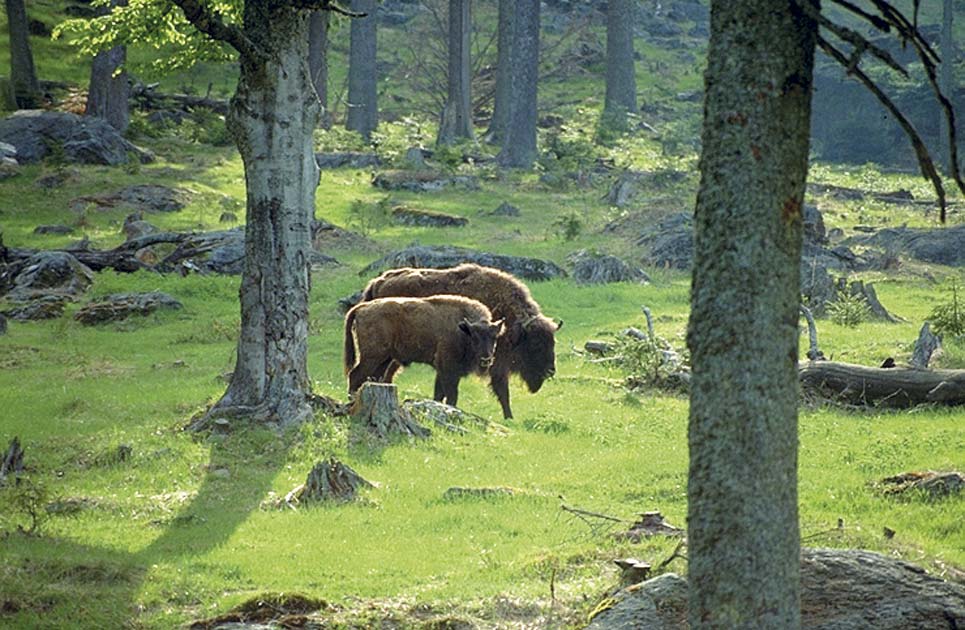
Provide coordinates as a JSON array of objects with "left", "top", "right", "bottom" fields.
[
  {"left": 181, "top": 110, "right": 233, "bottom": 147},
  {"left": 540, "top": 129, "right": 599, "bottom": 174},
  {"left": 827, "top": 292, "right": 872, "bottom": 328},
  {"left": 928, "top": 279, "right": 965, "bottom": 338},
  {"left": 0, "top": 476, "right": 51, "bottom": 536},
  {"left": 346, "top": 196, "right": 392, "bottom": 235},
  {"left": 607, "top": 332, "right": 689, "bottom": 391},
  {"left": 552, "top": 212, "right": 583, "bottom": 241}
]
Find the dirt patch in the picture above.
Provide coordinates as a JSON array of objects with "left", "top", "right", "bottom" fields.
[{"left": 190, "top": 593, "right": 330, "bottom": 629}]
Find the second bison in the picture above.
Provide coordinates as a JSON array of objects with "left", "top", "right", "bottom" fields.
[{"left": 344, "top": 295, "right": 504, "bottom": 407}]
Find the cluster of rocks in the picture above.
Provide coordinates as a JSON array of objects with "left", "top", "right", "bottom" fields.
[
  {"left": 0, "top": 110, "right": 152, "bottom": 166},
  {"left": 372, "top": 170, "right": 480, "bottom": 193},
  {"left": 568, "top": 250, "right": 649, "bottom": 285},
  {"left": 390, "top": 205, "right": 468, "bottom": 228}
]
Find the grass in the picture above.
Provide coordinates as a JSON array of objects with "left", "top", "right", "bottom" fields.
[{"left": 2, "top": 2, "right": 965, "bottom": 627}]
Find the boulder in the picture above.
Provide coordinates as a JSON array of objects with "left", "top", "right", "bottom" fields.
[
  {"left": 70, "top": 184, "right": 191, "bottom": 214},
  {"left": 0, "top": 110, "right": 152, "bottom": 165},
  {"left": 33, "top": 224, "right": 75, "bottom": 235},
  {"left": 315, "top": 152, "right": 382, "bottom": 169},
  {"left": 587, "top": 548, "right": 965, "bottom": 629},
  {"left": 637, "top": 212, "right": 694, "bottom": 270},
  {"left": 481, "top": 201, "right": 521, "bottom": 217},
  {"left": 849, "top": 224, "right": 965, "bottom": 267},
  {"left": 1, "top": 295, "right": 69, "bottom": 320},
  {"left": 122, "top": 212, "right": 159, "bottom": 241},
  {"left": 391, "top": 205, "right": 468, "bottom": 227},
  {"left": 4, "top": 251, "right": 94, "bottom": 301},
  {"left": 74, "top": 291, "right": 183, "bottom": 325},
  {"left": 372, "top": 170, "right": 480, "bottom": 192},
  {"left": 569, "top": 250, "right": 650, "bottom": 285},
  {"left": 360, "top": 245, "right": 567, "bottom": 281}
]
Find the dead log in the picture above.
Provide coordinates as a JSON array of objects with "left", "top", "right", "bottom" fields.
[
  {"left": 350, "top": 382, "right": 429, "bottom": 439},
  {"left": 799, "top": 361, "right": 965, "bottom": 407},
  {"left": 131, "top": 83, "right": 229, "bottom": 114},
  {"left": 0, "top": 437, "right": 24, "bottom": 485},
  {"left": 4, "top": 232, "right": 188, "bottom": 273},
  {"left": 284, "top": 458, "right": 374, "bottom": 505},
  {"left": 911, "top": 322, "right": 942, "bottom": 369}
]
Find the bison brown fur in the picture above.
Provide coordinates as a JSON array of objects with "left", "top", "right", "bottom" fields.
[
  {"left": 361, "top": 263, "right": 561, "bottom": 418},
  {"left": 344, "top": 295, "right": 504, "bottom": 408}
]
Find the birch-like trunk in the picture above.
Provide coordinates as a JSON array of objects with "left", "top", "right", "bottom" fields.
[
  {"left": 437, "top": 0, "right": 474, "bottom": 145},
  {"left": 346, "top": 0, "right": 378, "bottom": 139},
  {"left": 208, "top": 2, "right": 320, "bottom": 427},
  {"left": 686, "top": 1, "right": 817, "bottom": 626},
  {"left": 85, "top": 0, "right": 129, "bottom": 132}
]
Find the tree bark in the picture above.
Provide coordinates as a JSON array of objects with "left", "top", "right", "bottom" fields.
[
  {"left": 308, "top": 10, "right": 330, "bottom": 128},
  {"left": 85, "top": 1, "right": 130, "bottom": 133},
  {"left": 603, "top": 0, "right": 637, "bottom": 125},
  {"left": 201, "top": 1, "right": 320, "bottom": 428},
  {"left": 686, "top": 2, "right": 817, "bottom": 628},
  {"left": 351, "top": 382, "right": 429, "bottom": 439},
  {"left": 496, "top": 0, "right": 539, "bottom": 168},
  {"left": 346, "top": 0, "right": 378, "bottom": 140},
  {"left": 437, "top": 0, "right": 474, "bottom": 145},
  {"left": 4, "top": 0, "right": 41, "bottom": 108},
  {"left": 940, "top": 0, "right": 955, "bottom": 176},
  {"left": 800, "top": 361, "right": 965, "bottom": 407},
  {"left": 484, "top": 0, "right": 513, "bottom": 143}
]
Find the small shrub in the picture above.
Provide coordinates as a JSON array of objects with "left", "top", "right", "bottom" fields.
[
  {"left": 181, "top": 109, "right": 232, "bottom": 146},
  {"left": 552, "top": 212, "right": 583, "bottom": 241},
  {"left": 347, "top": 197, "right": 392, "bottom": 235},
  {"left": 827, "top": 292, "right": 871, "bottom": 328},
  {"left": 928, "top": 279, "right": 965, "bottom": 338},
  {"left": 0, "top": 475, "right": 50, "bottom": 535},
  {"left": 431, "top": 144, "right": 464, "bottom": 173}
]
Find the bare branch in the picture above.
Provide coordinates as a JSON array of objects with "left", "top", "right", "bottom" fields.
[
  {"left": 170, "top": 0, "right": 261, "bottom": 60},
  {"left": 827, "top": 0, "right": 892, "bottom": 32},
  {"left": 291, "top": 0, "right": 367, "bottom": 17},
  {"left": 797, "top": 1, "right": 907, "bottom": 76}
]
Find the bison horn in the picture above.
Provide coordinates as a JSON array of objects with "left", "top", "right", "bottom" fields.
[
  {"left": 554, "top": 318, "right": 564, "bottom": 331},
  {"left": 459, "top": 318, "right": 472, "bottom": 335},
  {"left": 521, "top": 314, "right": 539, "bottom": 329}
]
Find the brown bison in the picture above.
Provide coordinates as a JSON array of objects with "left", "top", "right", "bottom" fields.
[
  {"left": 361, "top": 263, "right": 561, "bottom": 418},
  {"left": 344, "top": 295, "right": 504, "bottom": 407}
]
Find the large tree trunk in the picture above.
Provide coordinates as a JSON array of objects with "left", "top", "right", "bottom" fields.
[
  {"left": 4, "top": 0, "right": 41, "bottom": 108},
  {"left": 203, "top": 2, "right": 320, "bottom": 428},
  {"left": 346, "top": 0, "right": 378, "bottom": 140},
  {"left": 686, "top": 2, "right": 817, "bottom": 627},
  {"left": 308, "top": 10, "right": 329, "bottom": 128},
  {"left": 603, "top": 0, "right": 637, "bottom": 125},
  {"left": 484, "top": 0, "right": 513, "bottom": 143},
  {"left": 940, "top": 0, "right": 954, "bottom": 176},
  {"left": 437, "top": 0, "right": 474, "bottom": 145},
  {"left": 85, "top": 1, "right": 129, "bottom": 133},
  {"left": 496, "top": 0, "right": 539, "bottom": 168}
]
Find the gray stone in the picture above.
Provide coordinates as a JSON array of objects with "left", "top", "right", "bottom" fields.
[
  {"left": 70, "top": 184, "right": 191, "bottom": 214},
  {"left": 123, "top": 213, "right": 159, "bottom": 241},
  {"left": 0, "top": 141, "right": 15, "bottom": 160},
  {"left": 849, "top": 224, "right": 965, "bottom": 267},
  {"left": 0, "top": 110, "right": 152, "bottom": 165},
  {"left": 637, "top": 212, "right": 694, "bottom": 270},
  {"left": 803, "top": 204, "right": 826, "bottom": 245},
  {"left": 360, "top": 245, "right": 567, "bottom": 281},
  {"left": 391, "top": 205, "right": 468, "bottom": 227},
  {"left": 372, "top": 170, "right": 479, "bottom": 193},
  {"left": 219, "top": 212, "right": 238, "bottom": 223},
  {"left": 569, "top": 250, "right": 650, "bottom": 285},
  {"left": 315, "top": 151, "right": 382, "bottom": 169},
  {"left": 482, "top": 201, "right": 521, "bottom": 217},
  {"left": 2, "top": 295, "right": 69, "bottom": 320},
  {"left": 0, "top": 157, "right": 18, "bottom": 180},
  {"left": 5, "top": 252, "right": 94, "bottom": 301},
  {"left": 74, "top": 291, "right": 182, "bottom": 325},
  {"left": 586, "top": 549, "right": 965, "bottom": 630},
  {"left": 32, "top": 224, "right": 74, "bottom": 235}
]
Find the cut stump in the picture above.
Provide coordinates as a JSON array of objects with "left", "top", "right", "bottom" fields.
[
  {"left": 0, "top": 437, "right": 24, "bottom": 485},
  {"left": 285, "top": 458, "right": 374, "bottom": 505},
  {"left": 911, "top": 322, "right": 942, "bottom": 369},
  {"left": 351, "top": 382, "right": 430, "bottom": 439}
]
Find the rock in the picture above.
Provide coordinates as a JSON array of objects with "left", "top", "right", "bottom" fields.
[
  {"left": 315, "top": 151, "right": 382, "bottom": 169},
  {"left": 637, "top": 212, "right": 694, "bottom": 269},
  {"left": 587, "top": 548, "right": 965, "bottom": 629},
  {"left": 803, "top": 204, "right": 826, "bottom": 245},
  {"left": 0, "top": 157, "right": 18, "bottom": 180},
  {"left": 372, "top": 170, "right": 480, "bottom": 193},
  {"left": 404, "top": 146, "right": 429, "bottom": 169},
  {"left": 403, "top": 399, "right": 488, "bottom": 433},
  {"left": 442, "top": 486, "right": 516, "bottom": 501},
  {"left": 849, "top": 224, "right": 965, "bottom": 267},
  {"left": 605, "top": 173, "right": 638, "bottom": 208},
  {"left": 391, "top": 205, "right": 468, "bottom": 227},
  {"left": 311, "top": 218, "right": 373, "bottom": 252},
  {"left": 219, "top": 212, "right": 238, "bottom": 223},
  {"left": 481, "top": 201, "right": 520, "bottom": 217},
  {"left": 4, "top": 252, "right": 94, "bottom": 301},
  {"left": 74, "top": 291, "right": 183, "bottom": 325},
  {"left": 1, "top": 295, "right": 69, "bottom": 320},
  {"left": 360, "top": 245, "right": 567, "bottom": 281},
  {"left": 0, "top": 110, "right": 152, "bottom": 165},
  {"left": 122, "top": 212, "right": 159, "bottom": 241},
  {"left": 70, "top": 184, "right": 191, "bottom": 214},
  {"left": 33, "top": 224, "right": 75, "bottom": 235},
  {"left": 569, "top": 250, "right": 650, "bottom": 285},
  {"left": 164, "top": 229, "right": 246, "bottom": 275},
  {"left": 879, "top": 470, "right": 964, "bottom": 497},
  {"left": 0, "top": 141, "right": 15, "bottom": 160},
  {"left": 34, "top": 168, "right": 78, "bottom": 189}
]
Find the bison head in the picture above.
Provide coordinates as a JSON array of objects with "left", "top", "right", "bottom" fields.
[
  {"left": 460, "top": 317, "right": 505, "bottom": 373},
  {"left": 513, "top": 315, "right": 561, "bottom": 393}
]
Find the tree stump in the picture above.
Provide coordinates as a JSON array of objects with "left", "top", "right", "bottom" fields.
[
  {"left": 351, "top": 382, "right": 429, "bottom": 439},
  {"left": 0, "top": 437, "right": 24, "bottom": 485},
  {"left": 284, "top": 458, "right": 373, "bottom": 505},
  {"left": 911, "top": 322, "right": 942, "bottom": 369}
]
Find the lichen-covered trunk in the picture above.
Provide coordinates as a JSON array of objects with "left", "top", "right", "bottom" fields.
[
  {"left": 603, "top": 0, "right": 637, "bottom": 121},
  {"left": 347, "top": 0, "right": 378, "bottom": 139},
  {"left": 686, "top": 1, "right": 817, "bottom": 627},
  {"left": 4, "top": 0, "right": 40, "bottom": 108},
  {"left": 308, "top": 10, "right": 329, "bottom": 127},
  {"left": 496, "top": 0, "right": 539, "bottom": 168},
  {"left": 214, "top": 3, "right": 320, "bottom": 426},
  {"left": 484, "top": 0, "right": 513, "bottom": 143},
  {"left": 437, "top": 0, "right": 474, "bottom": 145},
  {"left": 85, "top": 0, "right": 129, "bottom": 132}
]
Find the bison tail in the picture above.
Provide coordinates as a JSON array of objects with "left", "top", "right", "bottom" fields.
[{"left": 343, "top": 308, "right": 358, "bottom": 375}]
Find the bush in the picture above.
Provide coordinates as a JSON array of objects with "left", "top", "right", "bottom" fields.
[
  {"left": 928, "top": 279, "right": 965, "bottom": 338},
  {"left": 0, "top": 475, "right": 50, "bottom": 535},
  {"left": 552, "top": 212, "right": 583, "bottom": 241},
  {"left": 827, "top": 292, "right": 871, "bottom": 328},
  {"left": 347, "top": 197, "right": 392, "bottom": 235},
  {"left": 181, "top": 109, "right": 232, "bottom": 146}
]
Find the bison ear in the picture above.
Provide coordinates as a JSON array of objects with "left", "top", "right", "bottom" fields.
[
  {"left": 555, "top": 318, "right": 564, "bottom": 331},
  {"left": 459, "top": 319, "right": 472, "bottom": 335}
]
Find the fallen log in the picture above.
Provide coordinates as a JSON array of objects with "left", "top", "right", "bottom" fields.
[
  {"left": 799, "top": 361, "right": 965, "bottom": 407},
  {"left": 4, "top": 232, "right": 188, "bottom": 273}
]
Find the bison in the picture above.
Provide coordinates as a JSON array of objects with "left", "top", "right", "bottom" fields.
[
  {"left": 343, "top": 295, "right": 504, "bottom": 407},
  {"left": 361, "top": 263, "right": 561, "bottom": 418}
]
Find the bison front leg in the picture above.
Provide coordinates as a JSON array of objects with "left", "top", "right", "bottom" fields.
[
  {"left": 433, "top": 373, "right": 460, "bottom": 407},
  {"left": 489, "top": 367, "right": 513, "bottom": 419}
]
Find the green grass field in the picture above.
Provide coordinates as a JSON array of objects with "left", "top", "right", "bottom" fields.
[{"left": 2, "top": 2, "right": 964, "bottom": 628}]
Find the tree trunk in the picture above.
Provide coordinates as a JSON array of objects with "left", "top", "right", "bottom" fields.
[
  {"left": 686, "top": 2, "right": 817, "bottom": 627},
  {"left": 4, "top": 0, "right": 41, "bottom": 108},
  {"left": 308, "top": 10, "right": 330, "bottom": 128},
  {"left": 437, "top": 0, "right": 474, "bottom": 145},
  {"left": 346, "top": 0, "right": 378, "bottom": 140},
  {"left": 200, "top": 2, "right": 320, "bottom": 428},
  {"left": 603, "top": 0, "right": 637, "bottom": 125},
  {"left": 484, "top": 0, "right": 513, "bottom": 143},
  {"left": 85, "top": 1, "right": 130, "bottom": 134},
  {"left": 496, "top": 0, "right": 539, "bottom": 168},
  {"left": 940, "top": 0, "right": 954, "bottom": 176},
  {"left": 800, "top": 361, "right": 965, "bottom": 407}
]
